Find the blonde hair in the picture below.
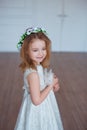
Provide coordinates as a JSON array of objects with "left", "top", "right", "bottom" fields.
[{"left": 19, "top": 32, "right": 51, "bottom": 72}]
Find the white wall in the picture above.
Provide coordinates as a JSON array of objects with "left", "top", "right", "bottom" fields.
[{"left": 0, "top": 0, "right": 87, "bottom": 52}]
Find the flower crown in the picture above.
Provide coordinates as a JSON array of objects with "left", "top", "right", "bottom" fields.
[{"left": 17, "top": 27, "right": 47, "bottom": 50}]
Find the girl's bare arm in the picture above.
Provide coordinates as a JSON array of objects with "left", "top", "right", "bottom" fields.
[{"left": 27, "top": 72, "right": 57, "bottom": 106}]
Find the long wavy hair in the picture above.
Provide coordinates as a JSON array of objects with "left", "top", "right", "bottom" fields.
[{"left": 19, "top": 32, "right": 51, "bottom": 72}]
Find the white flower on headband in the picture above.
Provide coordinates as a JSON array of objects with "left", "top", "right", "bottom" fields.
[{"left": 17, "top": 27, "right": 47, "bottom": 50}]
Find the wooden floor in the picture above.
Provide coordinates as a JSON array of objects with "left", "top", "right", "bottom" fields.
[{"left": 0, "top": 52, "right": 87, "bottom": 130}]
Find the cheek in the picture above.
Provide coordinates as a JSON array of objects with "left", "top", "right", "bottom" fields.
[
  {"left": 45, "top": 51, "right": 47, "bottom": 56},
  {"left": 31, "top": 52, "right": 38, "bottom": 59}
]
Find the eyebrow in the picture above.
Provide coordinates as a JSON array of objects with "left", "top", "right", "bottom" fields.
[
  {"left": 31, "top": 46, "right": 46, "bottom": 49},
  {"left": 31, "top": 48, "right": 38, "bottom": 49}
]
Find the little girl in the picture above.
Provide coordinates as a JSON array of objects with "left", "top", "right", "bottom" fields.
[{"left": 14, "top": 27, "right": 64, "bottom": 130}]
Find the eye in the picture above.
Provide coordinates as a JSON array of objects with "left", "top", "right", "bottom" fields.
[
  {"left": 33, "top": 49, "right": 38, "bottom": 52},
  {"left": 42, "top": 48, "right": 46, "bottom": 50}
]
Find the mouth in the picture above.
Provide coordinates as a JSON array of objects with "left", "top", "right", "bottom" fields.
[{"left": 37, "top": 56, "right": 43, "bottom": 58}]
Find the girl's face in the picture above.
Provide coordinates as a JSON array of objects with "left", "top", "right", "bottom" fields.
[{"left": 28, "top": 39, "right": 47, "bottom": 65}]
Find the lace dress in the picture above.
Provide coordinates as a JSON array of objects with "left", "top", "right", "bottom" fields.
[{"left": 14, "top": 65, "right": 64, "bottom": 130}]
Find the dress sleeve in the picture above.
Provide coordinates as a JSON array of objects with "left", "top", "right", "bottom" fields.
[{"left": 24, "top": 68, "right": 37, "bottom": 78}]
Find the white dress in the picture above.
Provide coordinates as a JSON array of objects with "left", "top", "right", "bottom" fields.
[{"left": 14, "top": 65, "right": 64, "bottom": 130}]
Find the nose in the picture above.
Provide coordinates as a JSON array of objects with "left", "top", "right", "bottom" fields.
[{"left": 39, "top": 50, "right": 43, "bottom": 56}]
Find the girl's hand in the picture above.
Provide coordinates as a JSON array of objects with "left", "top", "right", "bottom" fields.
[
  {"left": 53, "top": 82, "right": 60, "bottom": 92},
  {"left": 48, "top": 77, "right": 57, "bottom": 90},
  {"left": 52, "top": 77, "right": 58, "bottom": 86},
  {"left": 53, "top": 74, "right": 60, "bottom": 92}
]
